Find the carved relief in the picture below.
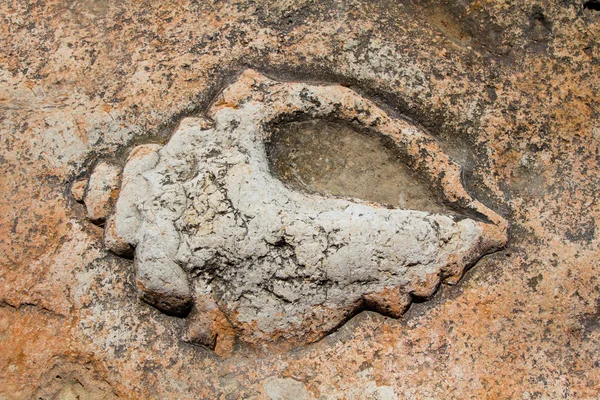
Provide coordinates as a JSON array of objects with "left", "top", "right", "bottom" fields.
[{"left": 75, "top": 70, "right": 508, "bottom": 352}]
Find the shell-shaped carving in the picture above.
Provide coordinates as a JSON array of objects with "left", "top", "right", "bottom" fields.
[{"left": 92, "top": 70, "right": 507, "bottom": 352}]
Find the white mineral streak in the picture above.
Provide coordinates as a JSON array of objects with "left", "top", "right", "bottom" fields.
[{"left": 104, "top": 70, "right": 508, "bottom": 347}]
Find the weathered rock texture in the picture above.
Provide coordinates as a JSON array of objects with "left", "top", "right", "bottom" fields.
[
  {"left": 1, "top": 0, "right": 600, "bottom": 398},
  {"left": 84, "top": 162, "right": 121, "bottom": 224},
  {"left": 100, "top": 70, "right": 507, "bottom": 350}
]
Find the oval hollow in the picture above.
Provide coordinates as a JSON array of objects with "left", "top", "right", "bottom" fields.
[{"left": 266, "top": 119, "right": 448, "bottom": 214}]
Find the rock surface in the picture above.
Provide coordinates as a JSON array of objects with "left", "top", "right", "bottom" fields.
[
  {"left": 1, "top": 0, "right": 600, "bottom": 398},
  {"left": 83, "top": 162, "right": 121, "bottom": 224}
]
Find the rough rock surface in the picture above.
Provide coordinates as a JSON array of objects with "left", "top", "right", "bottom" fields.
[
  {"left": 84, "top": 162, "right": 121, "bottom": 223},
  {"left": 103, "top": 71, "right": 507, "bottom": 349},
  {"left": 1, "top": 0, "right": 600, "bottom": 398}
]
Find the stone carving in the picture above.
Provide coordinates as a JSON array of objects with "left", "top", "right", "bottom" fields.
[{"left": 78, "top": 70, "right": 508, "bottom": 352}]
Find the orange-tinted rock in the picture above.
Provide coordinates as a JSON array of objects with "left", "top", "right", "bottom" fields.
[{"left": 2, "top": 0, "right": 600, "bottom": 398}]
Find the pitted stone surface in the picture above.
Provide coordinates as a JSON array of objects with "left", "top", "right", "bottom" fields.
[{"left": 104, "top": 70, "right": 508, "bottom": 349}]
